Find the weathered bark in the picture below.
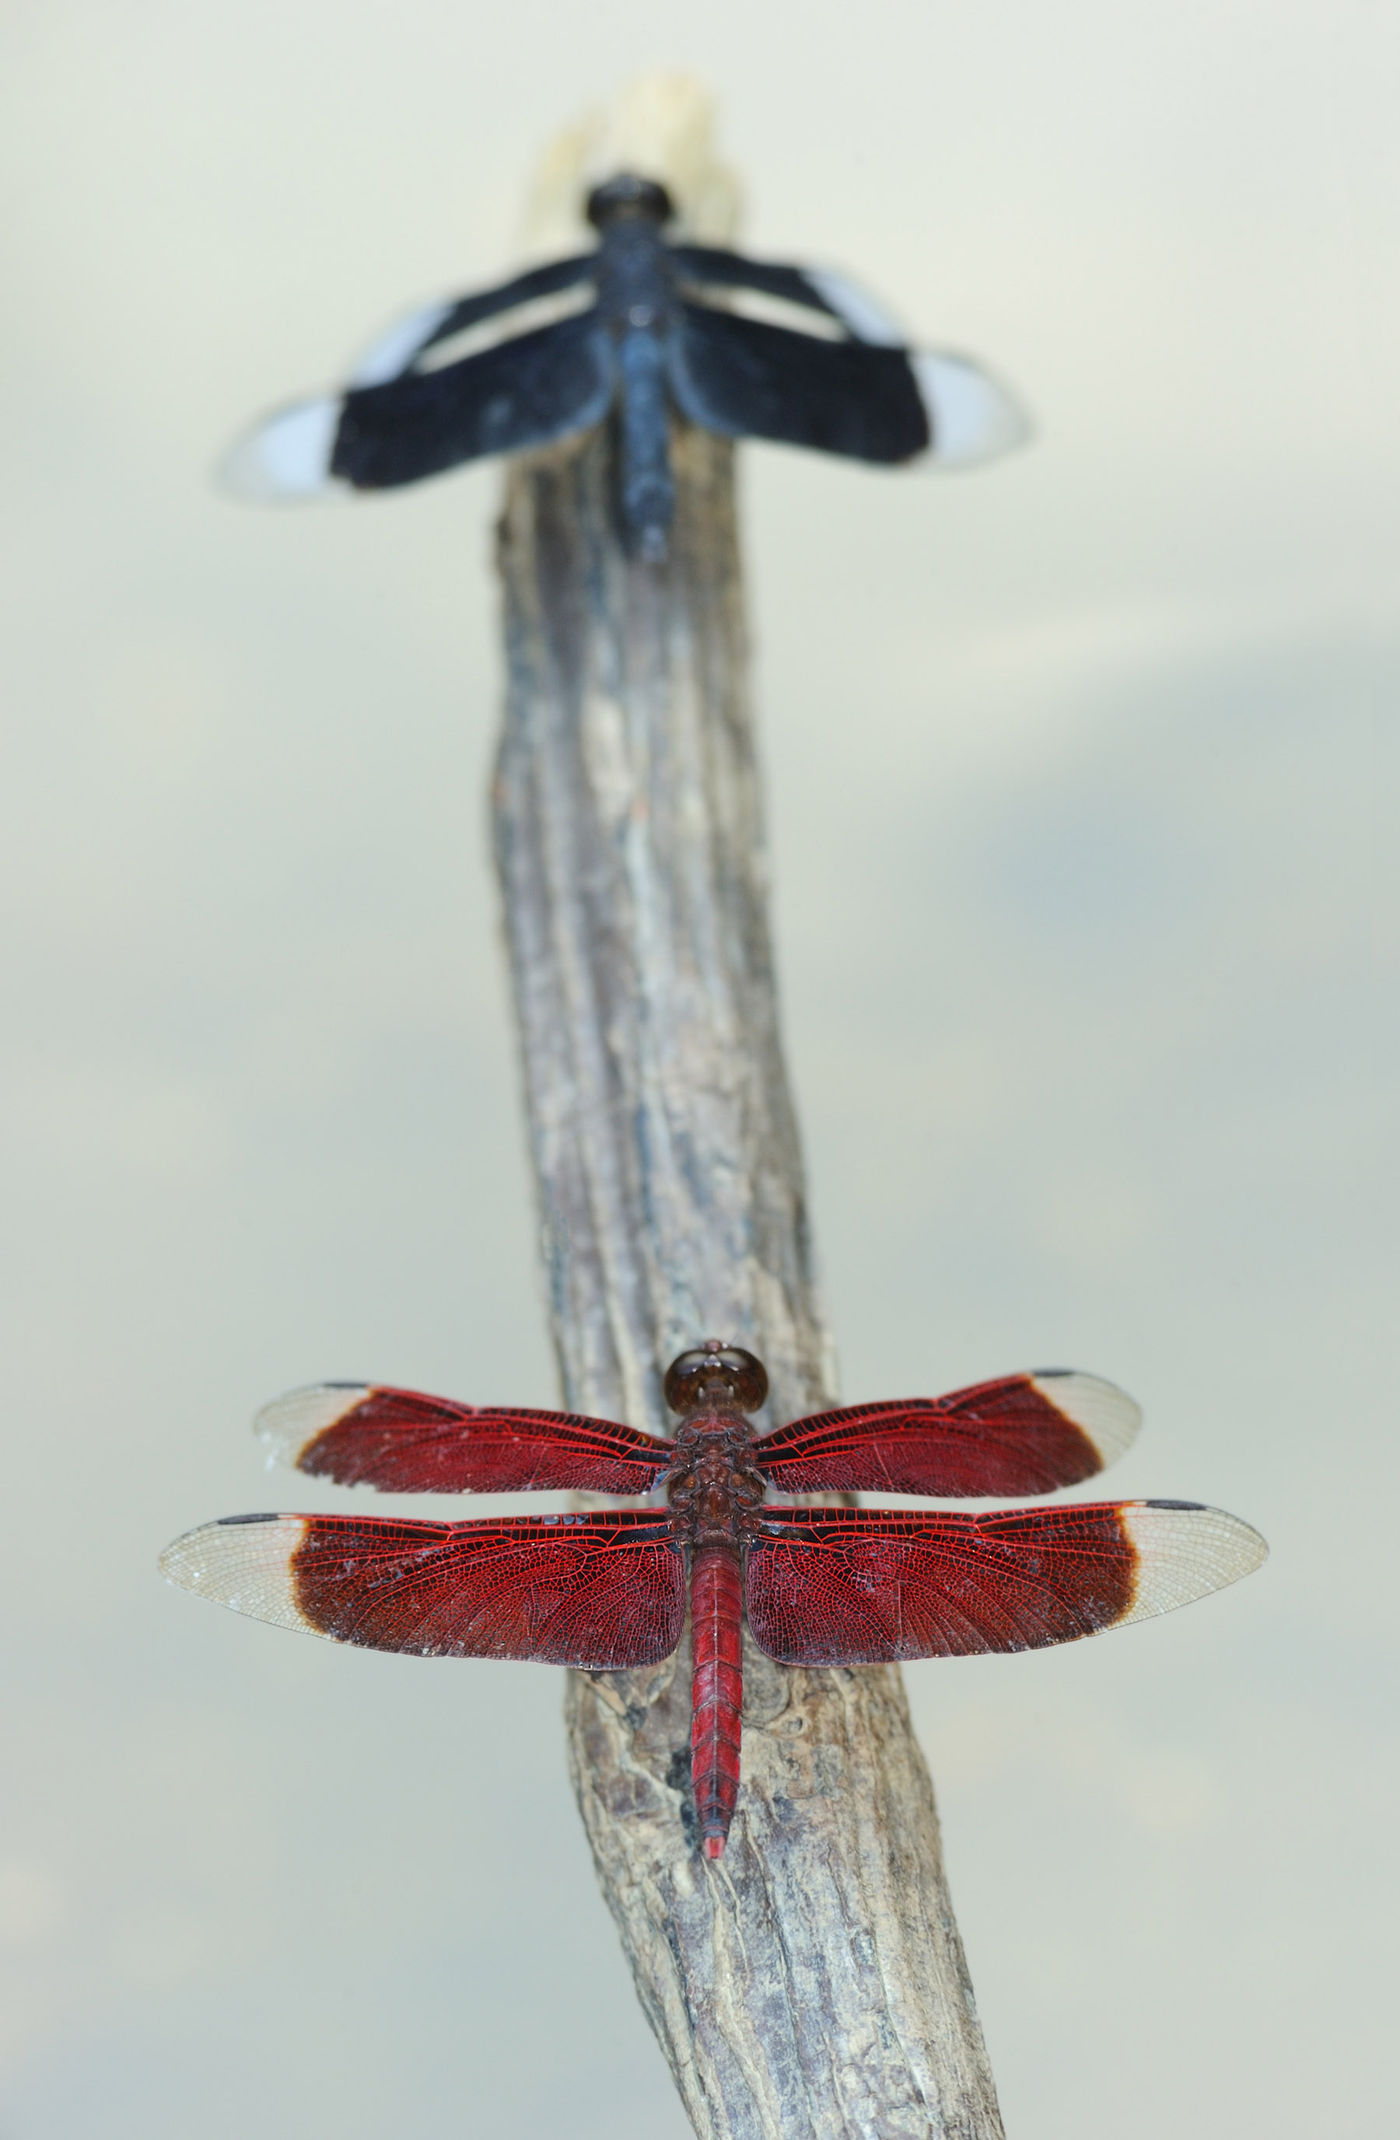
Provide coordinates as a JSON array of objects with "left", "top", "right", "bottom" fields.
[{"left": 492, "top": 417, "right": 1005, "bottom": 2140}]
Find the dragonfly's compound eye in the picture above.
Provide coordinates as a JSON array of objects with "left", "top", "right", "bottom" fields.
[
  {"left": 585, "top": 173, "right": 676, "bottom": 230},
  {"left": 663, "top": 1344, "right": 769, "bottom": 1415}
]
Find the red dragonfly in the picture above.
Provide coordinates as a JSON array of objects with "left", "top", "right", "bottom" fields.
[{"left": 160, "top": 1341, "right": 1266, "bottom": 1857}]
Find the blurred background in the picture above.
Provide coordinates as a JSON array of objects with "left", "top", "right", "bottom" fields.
[{"left": 1, "top": 4, "right": 1395, "bottom": 2135}]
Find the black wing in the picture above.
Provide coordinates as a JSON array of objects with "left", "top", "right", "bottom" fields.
[
  {"left": 346, "top": 252, "right": 597, "bottom": 387},
  {"left": 332, "top": 311, "right": 614, "bottom": 488},
  {"left": 668, "top": 299, "right": 929, "bottom": 463},
  {"left": 669, "top": 245, "right": 862, "bottom": 332},
  {"left": 223, "top": 311, "right": 615, "bottom": 498},
  {"left": 670, "top": 250, "right": 1028, "bottom": 469}
]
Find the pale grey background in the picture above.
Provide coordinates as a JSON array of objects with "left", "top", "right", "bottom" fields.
[{"left": 1, "top": 4, "right": 1396, "bottom": 2136}]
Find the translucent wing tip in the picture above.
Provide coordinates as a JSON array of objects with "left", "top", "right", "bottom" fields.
[
  {"left": 255, "top": 1383, "right": 371, "bottom": 1470},
  {"left": 348, "top": 298, "right": 455, "bottom": 387},
  {"left": 158, "top": 1514, "right": 311, "bottom": 1630},
  {"left": 217, "top": 398, "right": 343, "bottom": 501},
  {"left": 1029, "top": 1371, "right": 1142, "bottom": 1470},
  {"left": 803, "top": 266, "right": 906, "bottom": 347},
  {"left": 1120, "top": 1502, "right": 1269, "bottom": 1624},
  {"left": 914, "top": 351, "right": 1032, "bottom": 467}
]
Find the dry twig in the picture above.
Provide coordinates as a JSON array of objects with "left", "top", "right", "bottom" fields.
[{"left": 492, "top": 412, "right": 1005, "bottom": 2139}]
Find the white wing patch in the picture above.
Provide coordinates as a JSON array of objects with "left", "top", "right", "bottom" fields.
[
  {"left": 348, "top": 298, "right": 456, "bottom": 387},
  {"left": 1030, "top": 1372, "right": 1141, "bottom": 1471},
  {"left": 804, "top": 267, "right": 905, "bottom": 347},
  {"left": 1118, "top": 1503, "right": 1268, "bottom": 1625},
  {"left": 255, "top": 1383, "right": 371, "bottom": 1470},
  {"left": 913, "top": 352, "right": 1030, "bottom": 467},
  {"left": 218, "top": 398, "right": 343, "bottom": 501},
  {"left": 159, "top": 1516, "right": 313, "bottom": 1632}
]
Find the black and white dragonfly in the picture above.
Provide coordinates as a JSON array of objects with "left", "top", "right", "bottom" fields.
[{"left": 223, "top": 172, "right": 1027, "bottom": 559}]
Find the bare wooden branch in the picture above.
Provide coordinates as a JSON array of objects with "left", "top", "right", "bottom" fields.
[{"left": 492, "top": 416, "right": 1005, "bottom": 2139}]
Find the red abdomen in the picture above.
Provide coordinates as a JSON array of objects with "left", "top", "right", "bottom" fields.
[{"left": 689, "top": 1543, "right": 743, "bottom": 1857}]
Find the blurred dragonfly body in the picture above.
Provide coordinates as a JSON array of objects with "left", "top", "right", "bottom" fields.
[{"left": 222, "top": 172, "right": 1028, "bottom": 558}]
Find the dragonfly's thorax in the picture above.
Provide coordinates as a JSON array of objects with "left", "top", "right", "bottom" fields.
[
  {"left": 666, "top": 1410, "right": 766, "bottom": 1546},
  {"left": 594, "top": 220, "right": 676, "bottom": 339}
]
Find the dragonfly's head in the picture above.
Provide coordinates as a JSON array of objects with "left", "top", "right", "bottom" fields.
[
  {"left": 585, "top": 172, "right": 676, "bottom": 232},
  {"left": 664, "top": 1340, "right": 768, "bottom": 1417}
]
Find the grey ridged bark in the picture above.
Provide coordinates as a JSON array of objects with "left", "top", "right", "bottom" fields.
[{"left": 491, "top": 416, "right": 1005, "bottom": 2140}]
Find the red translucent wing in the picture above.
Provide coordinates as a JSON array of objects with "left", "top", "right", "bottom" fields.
[
  {"left": 257, "top": 1384, "right": 675, "bottom": 1495},
  {"left": 159, "top": 1509, "right": 685, "bottom": 1668},
  {"left": 751, "top": 1371, "right": 1140, "bottom": 1496},
  {"left": 744, "top": 1500, "right": 1266, "bottom": 1665}
]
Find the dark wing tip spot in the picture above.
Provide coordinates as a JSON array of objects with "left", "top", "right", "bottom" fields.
[
  {"left": 215, "top": 1512, "right": 284, "bottom": 1527},
  {"left": 1143, "top": 1498, "right": 1206, "bottom": 1511}
]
